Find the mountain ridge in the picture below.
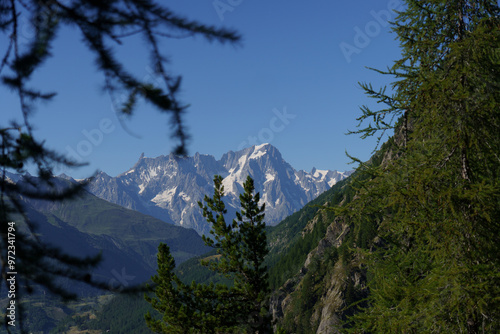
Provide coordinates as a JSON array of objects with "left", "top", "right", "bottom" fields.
[{"left": 84, "top": 144, "right": 352, "bottom": 235}]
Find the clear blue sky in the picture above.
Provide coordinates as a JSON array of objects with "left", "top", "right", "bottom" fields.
[{"left": 2, "top": 0, "right": 406, "bottom": 179}]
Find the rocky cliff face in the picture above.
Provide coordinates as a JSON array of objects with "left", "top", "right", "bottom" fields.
[
  {"left": 270, "top": 213, "right": 358, "bottom": 333},
  {"left": 85, "top": 144, "right": 351, "bottom": 235}
]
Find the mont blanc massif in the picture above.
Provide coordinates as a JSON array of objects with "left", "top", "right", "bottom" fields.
[{"left": 86, "top": 143, "right": 351, "bottom": 236}]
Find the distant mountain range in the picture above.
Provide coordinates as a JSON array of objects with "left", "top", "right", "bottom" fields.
[{"left": 85, "top": 144, "right": 352, "bottom": 235}]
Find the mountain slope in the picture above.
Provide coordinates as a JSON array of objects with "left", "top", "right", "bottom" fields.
[
  {"left": 25, "top": 187, "right": 209, "bottom": 267},
  {"left": 270, "top": 140, "right": 390, "bottom": 333},
  {"left": 11, "top": 175, "right": 210, "bottom": 294},
  {"left": 86, "top": 143, "right": 351, "bottom": 235}
]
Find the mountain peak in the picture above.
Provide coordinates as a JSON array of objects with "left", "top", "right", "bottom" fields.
[
  {"left": 249, "top": 145, "right": 269, "bottom": 160},
  {"left": 254, "top": 143, "right": 271, "bottom": 150},
  {"left": 86, "top": 145, "right": 352, "bottom": 235},
  {"left": 247, "top": 143, "right": 281, "bottom": 160},
  {"left": 126, "top": 153, "right": 146, "bottom": 172}
]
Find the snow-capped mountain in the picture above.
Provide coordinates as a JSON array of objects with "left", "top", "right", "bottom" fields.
[{"left": 85, "top": 144, "right": 352, "bottom": 235}]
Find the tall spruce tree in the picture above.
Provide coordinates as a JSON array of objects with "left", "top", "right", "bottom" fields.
[
  {"left": 145, "top": 175, "right": 271, "bottom": 333},
  {"left": 343, "top": 1, "right": 500, "bottom": 332}
]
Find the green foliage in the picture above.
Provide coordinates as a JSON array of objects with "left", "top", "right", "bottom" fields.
[
  {"left": 145, "top": 175, "right": 271, "bottom": 333},
  {"left": 267, "top": 178, "right": 350, "bottom": 290},
  {"left": 343, "top": 1, "right": 500, "bottom": 332},
  {"left": 41, "top": 293, "right": 155, "bottom": 333},
  {"left": 174, "top": 249, "right": 233, "bottom": 287},
  {"left": 86, "top": 294, "right": 154, "bottom": 333},
  {"left": 283, "top": 257, "right": 323, "bottom": 334},
  {"left": 267, "top": 212, "right": 329, "bottom": 290},
  {"left": 279, "top": 245, "right": 355, "bottom": 334}
]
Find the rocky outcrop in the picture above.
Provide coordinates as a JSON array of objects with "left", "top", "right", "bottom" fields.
[{"left": 270, "top": 215, "right": 358, "bottom": 334}]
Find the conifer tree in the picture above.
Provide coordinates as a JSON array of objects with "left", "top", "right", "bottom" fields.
[
  {"left": 145, "top": 175, "right": 272, "bottom": 333},
  {"left": 343, "top": 1, "right": 500, "bottom": 332}
]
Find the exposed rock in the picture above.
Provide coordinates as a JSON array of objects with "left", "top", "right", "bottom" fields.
[{"left": 271, "top": 215, "right": 352, "bottom": 333}]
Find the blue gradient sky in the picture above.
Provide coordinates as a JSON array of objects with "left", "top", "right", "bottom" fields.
[{"left": 2, "top": 0, "right": 405, "bottom": 178}]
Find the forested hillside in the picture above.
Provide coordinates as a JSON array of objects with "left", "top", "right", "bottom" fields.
[{"left": 270, "top": 139, "right": 391, "bottom": 333}]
